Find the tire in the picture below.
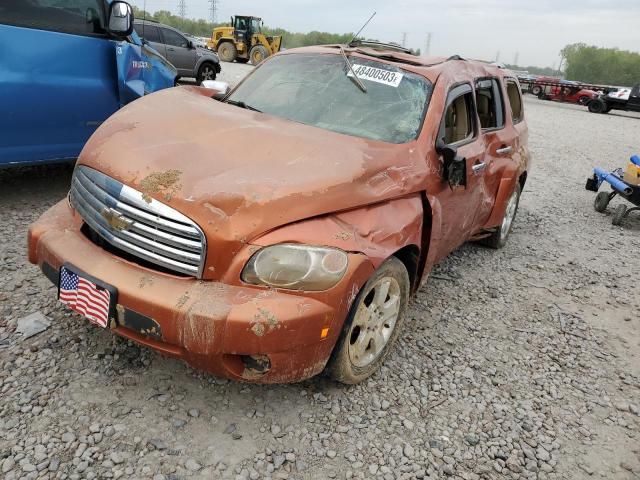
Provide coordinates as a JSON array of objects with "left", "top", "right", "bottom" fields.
[
  {"left": 327, "top": 257, "right": 410, "bottom": 385},
  {"left": 588, "top": 99, "right": 607, "bottom": 114},
  {"left": 612, "top": 204, "right": 627, "bottom": 226},
  {"left": 531, "top": 86, "right": 542, "bottom": 96},
  {"left": 480, "top": 183, "right": 522, "bottom": 249},
  {"left": 594, "top": 191, "right": 610, "bottom": 212},
  {"left": 217, "top": 42, "right": 237, "bottom": 63},
  {"left": 250, "top": 45, "right": 269, "bottom": 66},
  {"left": 236, "top": 57, "right": 250, "bottom": 64},
  {"left": 578, "top": 96, "right": 590, "bottom": 105},
  {"left": 196, "top": 63, "right": 217, "bottom": 84}
]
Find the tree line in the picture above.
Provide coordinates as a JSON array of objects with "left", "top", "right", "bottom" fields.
[
  {"left": 561, "top": 43, "right": 640, "bottom": 86},
  {"left": 131, "top": 7, "right": 355, "bottom": 48},
  {"left": 131, "top": 9, "right": 639, "bottom": 86}
]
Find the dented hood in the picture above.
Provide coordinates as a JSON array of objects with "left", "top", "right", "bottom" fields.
[{"left": 78, "top": 87, "right": 429, "bottom": 276}]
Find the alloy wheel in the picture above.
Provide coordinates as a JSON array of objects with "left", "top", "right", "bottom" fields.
[{"left": 348, "top": 277, "right": 401, "bottom": 368}]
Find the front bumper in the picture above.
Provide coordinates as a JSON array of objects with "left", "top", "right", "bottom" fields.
[{"left": 28, "top": 200, "right": 373, "bottom": 383}]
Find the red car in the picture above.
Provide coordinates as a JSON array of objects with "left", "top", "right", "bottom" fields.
[
  {"left": 531, "top": 77, "right": 598, "bottom": 105},
  {"left": 543, "top": 85, "right": 598, "bottom": 105}
]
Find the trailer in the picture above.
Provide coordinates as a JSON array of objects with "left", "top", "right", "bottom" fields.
[
  {"left": 516, "top": 76, "right": 620, "bottom": 105},
  {"left": 586, "top": 85, "right": 640, "bottom": 114}
]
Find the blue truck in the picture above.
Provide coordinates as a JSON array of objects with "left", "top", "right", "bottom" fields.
[{"left": 0, "top": 0, "right": 177, "bottom": 167}]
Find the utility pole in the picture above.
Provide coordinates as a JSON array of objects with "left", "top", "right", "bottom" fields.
[
  {"left": 401, "top": 32, "right": 407, "bottom": 48},
  {"left": 495, "top": 50, "right": 500, "bottom": 63},
  {"left": 208, "top": 0, "right": 218, "bottom": 24},
  {"left": 513, "top": 52, "right": 519, "bottom": 66},
  {"left": 178, "top": 0, "right": 186, "bottom": 24},
  {"left": 425, "top": 33, "right": 432, "bottom": 56}
]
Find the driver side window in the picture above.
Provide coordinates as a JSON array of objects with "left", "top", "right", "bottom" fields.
[
  {"left": 442, "top": 86, "right": 477, "bottom": 145},
  {"left": 161, "top": 28, "right": 188, "bottom": 48},
  {"left": 0, "top": 0, "right": 105, "bottom": 35}
]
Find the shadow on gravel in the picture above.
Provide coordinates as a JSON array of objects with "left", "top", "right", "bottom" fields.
[{"left": 0, "top": 162, "right": 74, "bottom": 203}]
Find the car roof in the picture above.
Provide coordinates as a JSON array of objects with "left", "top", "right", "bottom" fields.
[{"left": 277, "top": 45, "right": 514, "bottom": 84}]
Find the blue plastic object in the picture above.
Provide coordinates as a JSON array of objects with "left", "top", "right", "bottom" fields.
[
  {"left": 594, "top": 167, "right": 633, "bottom": 195},
  {"left": 0, "top": 1, "right": 176, "bottom": 167},
  {"left": 631, "top": 155, "right": 640, "bottom": 167}
]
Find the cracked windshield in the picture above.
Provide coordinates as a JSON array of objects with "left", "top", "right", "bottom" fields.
[{"left": 226, "top": 53, "right": 432, "bottom": 143}]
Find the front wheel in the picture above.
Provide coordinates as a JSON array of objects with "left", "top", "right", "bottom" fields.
[
  {"left": 196, "top": 63, "right": 217, "bottom": 84},
  {"left": 250, "top": 45, "right": 269, "bottom": 66},
  {"left": 588, "top": 99, "right": 607, "bottom": 113},
  {"left": 480, "top": 183, "right": 521, "bottom": 249},
  {"left": 327, "top": 257, "right": 410, "bottom": 385},
  {"left": 594, "top": 191, "right": 610, "bottom": 212},
  {"left": 531, "top": 85, "right": 542, "bottom": 96}
]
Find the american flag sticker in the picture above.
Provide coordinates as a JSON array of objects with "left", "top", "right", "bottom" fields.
[{"left": 59, "top": 266, "right": 111, "bottom": 328}]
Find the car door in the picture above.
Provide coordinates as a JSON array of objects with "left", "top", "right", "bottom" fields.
[
  {"left": 133, "top": 23, "right": 166, "bottom": 57},
  {"left": 503, "top": 78, "right": 528, "bottom": 172},
  {"left": 473, "top": 77, "right": 513, "bottom": 226},
  {"left": 432, "top": 83, "right": 488, "bottom": 258},
  {"left": 159, "top": 27, "right": 195, "bottom": 77},
  {"left": 0, "top": 0, "right": 120, "bottom": 166}
]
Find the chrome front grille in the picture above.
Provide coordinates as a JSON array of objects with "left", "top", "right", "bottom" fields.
[{"left": 70, "top": 165, "right": 206, "bottom": 277}]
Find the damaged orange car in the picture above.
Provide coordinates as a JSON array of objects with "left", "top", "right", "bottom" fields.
[{"left": 28, "top": 42, "right": 530, "bottom": 384}]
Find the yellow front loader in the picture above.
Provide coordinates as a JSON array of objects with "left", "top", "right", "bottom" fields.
[{"left": 207, "top": 16, "right": 282, "bottom": 66}]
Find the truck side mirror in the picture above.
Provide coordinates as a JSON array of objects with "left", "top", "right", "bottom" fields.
[{"left": 108, "top": 1, "right": 133, "bottom": 37}]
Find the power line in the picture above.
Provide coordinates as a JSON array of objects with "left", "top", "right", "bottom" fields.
[
  {"left": 177, "top": 0, "right": 186, "bottom": 20},
  {"left": 401, "top": 32, "right": 407, "bottom": 48}
]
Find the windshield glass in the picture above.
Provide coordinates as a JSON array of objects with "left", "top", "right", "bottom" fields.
[{"left": 227, "top": 53, "right": 433, "bottom": 144}]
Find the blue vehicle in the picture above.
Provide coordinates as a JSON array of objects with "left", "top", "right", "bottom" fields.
[{"left": 0, "top": 0, "right": 177, "bottom": 167}]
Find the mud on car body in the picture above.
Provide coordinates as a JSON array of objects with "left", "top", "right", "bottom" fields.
[{"left": 28, "top": 43, "right": 530, "bottom": 384}]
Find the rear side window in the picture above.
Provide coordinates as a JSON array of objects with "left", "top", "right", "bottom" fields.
[
  {"left": 475, "top": 78, "right": 504, "bottom": 129},
  {"left": 505, "top": 80, "right": 524, "bottom": 123},
  {"left": 442, "top": 87, "right": 477, "bottom": 145},
  {"left": 0, "top": 0, "right": 105, "bottom": 36},
  {"left": 134, "top": 24, "right": 162, "bottom": 44},
  {"left": 161, "top": 28, "right": 189, "bottom": 48}
]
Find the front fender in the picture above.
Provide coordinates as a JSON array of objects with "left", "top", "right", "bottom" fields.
[{"left": 249, "top": 194, "right": 424, "bottom": 270}]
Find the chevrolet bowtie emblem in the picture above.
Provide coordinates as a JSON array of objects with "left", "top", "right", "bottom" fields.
[{"left": 101, "top": 207, "right": 133, "bottom": 231}]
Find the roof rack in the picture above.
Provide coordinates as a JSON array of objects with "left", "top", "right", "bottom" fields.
[{"left": 348, "top": 40, "right": 415, "bottom": 55}]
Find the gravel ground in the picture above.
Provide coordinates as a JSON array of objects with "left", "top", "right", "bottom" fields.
[{"left": 1, "top": 94, "right": 639, "bottom": 480}]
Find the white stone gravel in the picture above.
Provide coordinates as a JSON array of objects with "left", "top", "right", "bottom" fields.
[{"left": 0, "top": 96, "right": 639, "bottom": 480}]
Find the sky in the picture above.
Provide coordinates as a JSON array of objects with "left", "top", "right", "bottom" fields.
[{"left": 128, "top": 0, "right": 640, "bottom": 68}]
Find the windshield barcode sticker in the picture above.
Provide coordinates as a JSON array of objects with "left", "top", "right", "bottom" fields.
[{"left": 348, "top": 64, "right": 404, "bottom": 87}]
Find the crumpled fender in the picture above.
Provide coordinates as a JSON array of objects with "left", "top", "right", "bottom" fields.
[{"left": 253, "top": 194, "right": 424, "bottom": 271}]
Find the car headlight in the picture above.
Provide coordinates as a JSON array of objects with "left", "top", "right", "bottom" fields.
[{"left": 241, "top": 244, "right": 348, "bottom": 291}]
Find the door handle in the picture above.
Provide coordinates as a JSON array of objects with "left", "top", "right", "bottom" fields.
[
  {"left": 167, "top": 47, "right": 175, "bottom": 51},
  {"left": 472, "top": 162, "right": 486, "bottom": 174},
  {"left": 496, "top": 146, "right": 513, "bottom": 155}
]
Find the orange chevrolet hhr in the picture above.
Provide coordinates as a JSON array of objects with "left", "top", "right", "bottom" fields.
[{"left": 28, "top": 42, "right": 530, "bottom": 384}]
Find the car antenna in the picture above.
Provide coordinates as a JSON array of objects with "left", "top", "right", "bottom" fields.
[
  {"left": 338, "top": 12, "right": 376, "bottom": 94},
  {"left": 349, "top": 12, "right": 376, "bottom": 46}
]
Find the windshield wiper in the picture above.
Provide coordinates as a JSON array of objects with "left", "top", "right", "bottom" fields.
[
  {"left": 226, "top": 99, "right": 262, "bottom": 112},
  {"left": 340, "top": 45, "right": 367, "bottom": 94}
]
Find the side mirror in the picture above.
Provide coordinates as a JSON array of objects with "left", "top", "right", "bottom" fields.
[
  {"left": 188, "top": 40, "right": 194, "bottom": 49},
  {"left": 108, "top": 1, "right": 133, "bottom": 37},
  {"left": 201, "top": 80, "right": 230, "bottom": 100},
  {"left": 436, "top": 139, "right": 467, "bottom": 188}
]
